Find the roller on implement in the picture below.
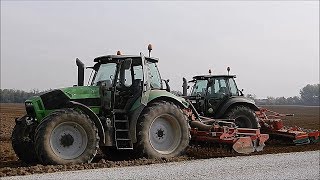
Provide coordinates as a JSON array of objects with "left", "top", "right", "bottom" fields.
[
  {"left": 189, "top": 121, "right": 269, "bottom": 154},
  {"left": 185, "top": 101, "right": 269, "bottom": 154},
  {"left": 256, "top": 108, "right": 319, "bottom": 145}
]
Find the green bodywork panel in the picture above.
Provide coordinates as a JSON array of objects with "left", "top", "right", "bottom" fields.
[
  {"left": 62, "top": 86, "right": 100, "bottom": 99},
  {"left": 25, "top": 96, "right": 46, "bottom": 122},
  {"left": 63, "top": 86, "right": 101, "bottom": 114},
  {"left": 130, "top": 89, "right": 189, "bottom": 111},
  {"left": 26, "top": 86, "right": 188, "bottom": 123},
  {"left": 25, "top": 86, "right": 101, "bottom": 122}
]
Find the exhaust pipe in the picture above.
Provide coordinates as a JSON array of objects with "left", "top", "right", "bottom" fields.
[
  {"left": 182, "top": 77, "right": 188, "bottom": 96},
  {"left": 76, "top": 58, "right": 84, "bottom": 86}
]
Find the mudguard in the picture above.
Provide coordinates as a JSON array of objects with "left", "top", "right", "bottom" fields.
[{"left": 215, "top": 97, "right": 259, "bottom": 118}]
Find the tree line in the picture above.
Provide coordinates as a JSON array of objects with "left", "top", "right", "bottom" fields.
[
  {"left": 0, "top": 89, "right": 45, "bottom": 103},
  {"left": 0, "top": 84, "right": 319, "bottom": 106},
  {"left": 248, "top": 84, "right": 319, "bottom": 106}
]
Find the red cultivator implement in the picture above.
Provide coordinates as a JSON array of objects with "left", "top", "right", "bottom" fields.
[
  {"left": 189, "top": 119, "right": 269, "bottom": 154},
  {"left": 184, "top": 102, "right": 269, "bottom": 154},
  {"left": 256, "top": 108, "right": 319, "bottom": 145}
]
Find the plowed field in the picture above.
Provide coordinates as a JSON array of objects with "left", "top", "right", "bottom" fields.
[{"left": 0, "top": 104, "right": 319, "bottom": 177}]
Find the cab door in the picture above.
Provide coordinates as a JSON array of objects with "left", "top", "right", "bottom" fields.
[
  {"left": 140, "top": 53, "right": 151, "bottom": 105},
  {"left": 205, "top": 78, "right": 229, "bottom": 117}
]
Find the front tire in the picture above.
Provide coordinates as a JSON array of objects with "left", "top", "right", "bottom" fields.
[
  {"left": 225, "top": 106, "right": 259, "bottom": 129},
  {"left": 136, "top": 101, "right": 189, "bottom": 158},
  {"left": 11, "top": 115, "right": 38, "bottom": 164},
  {"left": 34, "top": 109, "right": 99, "bottom": 165}
]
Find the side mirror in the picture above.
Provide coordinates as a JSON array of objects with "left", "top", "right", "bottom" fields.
[
  {"left": 240, "top": 89, "right": 244, "bottom": 96},
  {"left": 122, "top": 58, "right": 132, "bottom": 70},
  {"left": 163, "top": 79, "right": 170, "bottom": 92}
]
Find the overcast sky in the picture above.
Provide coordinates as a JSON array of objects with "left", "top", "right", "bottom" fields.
[{"left": 1, "top": 1, "right": 319, "bottom": 98}]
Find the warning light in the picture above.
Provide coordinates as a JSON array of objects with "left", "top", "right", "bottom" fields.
[
  {"left": 117, "top": 51, "right": 122, "bottom": 55},
  {"left": 148, "top": 44, "right": 153, "bottom": 57}
]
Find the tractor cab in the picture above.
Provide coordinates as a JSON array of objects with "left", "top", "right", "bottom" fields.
[
  {"left": 82, "top": 53, "right": 165, "bottom": 113},
  {"left": 183, "top": 70, "right": 260, "bottom": 129},
  {"left": 186, "top": 75, "right": 243, "bottom": 117}
]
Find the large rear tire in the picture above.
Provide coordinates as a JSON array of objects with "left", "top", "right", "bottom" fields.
[
  {"left": 225, "top": 106, "right": 259, "bottom": 129},
  {"left": 11, "top": 115, "right": 38, "bottom": 164},
  {"left": 34, "top": 109, "right": 99, "bottom": 165},
  {"left": 136, "top": 101, "right": 189, "bottom": 158}
]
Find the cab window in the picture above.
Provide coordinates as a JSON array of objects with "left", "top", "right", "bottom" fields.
[
  {"left": 147, "top": 63, "right": 162, "bottom": 89},
  {"left": 123, "top": 67, "right": 132, "bottom": 87},
  {"left": 92, "top": 63, "right": 117, "bottom": 86},
  {"left": 191, "top": 80, "right": 208, "bottom": 96},
  {"left": 207, "top": 78, "right": 228, "bottom": 98},
  {"left": 228, "top": 78, "right": 239, "bottom": 96},
  {"left": 133, "top": 65, "right": 143, "bottom": 80}
]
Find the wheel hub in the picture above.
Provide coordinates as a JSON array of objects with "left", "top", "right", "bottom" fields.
[
  {"left": 156, "top": 129, "right": 165, "bottom": 139},
  {"left": 60, "top": 134, "right": 74, "bottom": 147},
  {"left": 149, "top": 115, "right": 182, "bottom": 154},
  {"left": 50, "top": 122, "right": 88, "bottom": 160}
]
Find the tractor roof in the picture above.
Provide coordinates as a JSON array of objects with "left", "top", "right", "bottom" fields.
[
  {"left": 94, "top": 55, "right": 159, "bottom": 64},
  {"left": 191, "top": 75, "right": 236, "bottom": 82}
]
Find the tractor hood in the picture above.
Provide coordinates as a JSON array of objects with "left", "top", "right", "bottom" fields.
[
  {"left": 61, "top": 86, "right": 100, "bottom": 100},
  {"left": 24, "top": 86, "right": 101, "bottom": 122},
  {"left": 37, "top": 86, "right": 100, "bottom": 111}
]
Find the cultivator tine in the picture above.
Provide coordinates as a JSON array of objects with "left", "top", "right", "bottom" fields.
[
  {"left": 253, "top": 139, "right": 265, "bottom": 152},
  {"left": 232, "top": 137, "right": 255, "bottom": 154}
]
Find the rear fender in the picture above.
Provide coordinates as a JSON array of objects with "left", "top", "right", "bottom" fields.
[{"left": 215, "top": 97, "right": 259, "bottom": 118}]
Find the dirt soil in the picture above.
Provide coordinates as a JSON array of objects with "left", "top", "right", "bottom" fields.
[{"left": 0, "top": 104, "right": 319, "bottom": 177}]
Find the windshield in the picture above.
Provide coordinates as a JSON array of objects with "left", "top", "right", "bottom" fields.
[
  {"left": 207, "top": 78, "right": 228, "bottom": 98},
  {"left": 92, "top": 63, "right": 117, "bottom": 86},
  {"left": 191, "top": 80, "right": 207, "bottom": 96},
  {"left": 228, "top": 78, "right": 239, "bottom": 96},
  {"left": 147, "top": 62, "right": 162, "bottom": 89}
]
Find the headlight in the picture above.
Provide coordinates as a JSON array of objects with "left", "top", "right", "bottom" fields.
[
  {"left": 25, "top": 102, "right": 36, "bottom": 118},
  {"left": 25, "top": 102, "right": 33, "bottom": 106}
]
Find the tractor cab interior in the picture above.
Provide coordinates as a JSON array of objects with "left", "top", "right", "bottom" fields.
[
  {"left": 92, "top": 55, "right": 163, "bottom": 114},
  {"left": 115, "top": 58, "right": 143, "bottom": 111}
]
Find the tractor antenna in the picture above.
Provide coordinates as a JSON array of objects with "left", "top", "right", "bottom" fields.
[
  {"left": 209, "top": 69, "right": 212, "bottom": 75},
  {"left": 148, "top": 44, "right": 153, "bottom": 57},
  {"left": 227, "top": 67, "right": 230, "bottom": 75}
]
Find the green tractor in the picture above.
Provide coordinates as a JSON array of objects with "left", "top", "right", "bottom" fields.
[
  {"left": 182, "top": 70, "right": 260, "bottom": 129},
  {"left": 12, "top": 48, "right": 190, "bottom": 165}
]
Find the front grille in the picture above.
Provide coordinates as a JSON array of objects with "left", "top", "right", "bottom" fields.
[
  {"left": 40, "top": 89, "right": 69, "bottom": 110},
  {"left": 25, "top": 104, "right": 36, "bottom": 117}
]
